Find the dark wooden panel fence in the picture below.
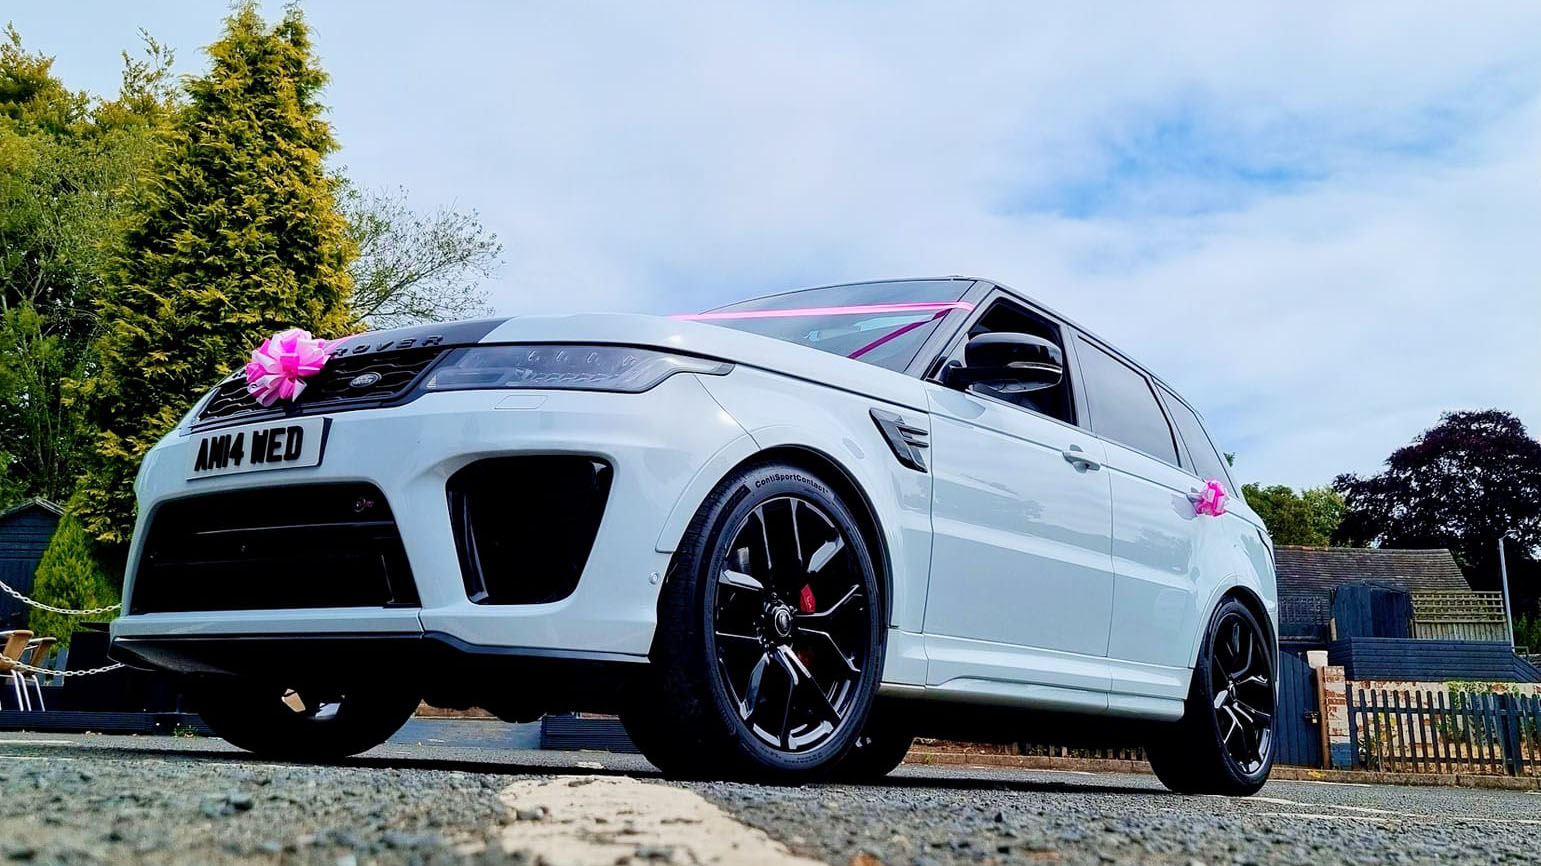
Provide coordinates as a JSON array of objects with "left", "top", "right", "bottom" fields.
[
  {"left": 1347, "top": 688, "right": 1541, "bottom": 776},
  {"left": 1275, "top": 652, "right": 1322, "bottom": 767},
  {"left": 1330, "top": 638, "right": 1541, "bottom": 683}
]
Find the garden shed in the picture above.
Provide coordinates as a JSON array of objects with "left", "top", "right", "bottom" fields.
[{"left": 0, "top": 499, "right": 62, "bottom": 631}]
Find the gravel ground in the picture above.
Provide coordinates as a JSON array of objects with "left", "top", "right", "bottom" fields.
[{"left": 2, "top": 731, "right": 1541, "bottom": 865}]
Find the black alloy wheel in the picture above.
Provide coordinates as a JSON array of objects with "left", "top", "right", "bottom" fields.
[
  {"left": 713, "top": 495, "right": 872, "bottom": 753},
  {"left": 625, "top": 462, "right": 884, "bottom": 781},
  {"left": 1209, "top": 610, "right": 1275, "bottom": 775},
  {"left": 1146, "top": 597, "right": 1276, "bottom": 796}
]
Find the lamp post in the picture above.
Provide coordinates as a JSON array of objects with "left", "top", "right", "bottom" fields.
[{"left": 1499, "top": 532, "right": 1515, "bottom": 650}]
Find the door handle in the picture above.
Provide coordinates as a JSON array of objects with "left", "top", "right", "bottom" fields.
[{"left": 1062, "top": 446, "right": 1101, "bottom": 471}]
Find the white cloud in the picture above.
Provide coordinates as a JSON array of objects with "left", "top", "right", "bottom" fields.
[{"left": 18, "top": 1, "right": 1541, "bottom": 487}]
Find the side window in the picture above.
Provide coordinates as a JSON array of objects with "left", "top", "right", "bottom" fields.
[
  {"left": 1160, "top": 387, "right": 1232, "bottom": 484},
  {"left": 946, "top": 299, "right": 1075, "bottom": 425},
  {"left": 1075, "top": 339, "right": 1179, "bottom": 465}
]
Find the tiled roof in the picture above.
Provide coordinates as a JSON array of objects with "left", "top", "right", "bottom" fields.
[
  {"left": 1275, "top": 546, "right": 1471, "bottom": 599},
  {"left": 1274, "top": 546, "right": 1472, "bottom": 641}
]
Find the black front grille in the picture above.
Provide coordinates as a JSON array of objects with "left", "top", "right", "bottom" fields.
[
  {"left": 448, "top": 457, "right": 613, "bottom": 605},
  {"left": 198, "top": 348, "right": 444, "bottom": 423},
  {"left": 130, "top": 483, "right": 419, "bottom": 615}
]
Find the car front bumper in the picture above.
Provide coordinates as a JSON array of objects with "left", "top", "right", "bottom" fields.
[{"left": 110, "top": 372, "right": 752, "bottom": 666}]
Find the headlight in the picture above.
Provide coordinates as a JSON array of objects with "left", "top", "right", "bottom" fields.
[{"left": 421, "top": 344, "right": 733, "bottom": 394}]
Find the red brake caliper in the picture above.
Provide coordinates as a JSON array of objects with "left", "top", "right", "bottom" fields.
[{"left": 797, "top": 585, "right": 817, "bottom": 666}]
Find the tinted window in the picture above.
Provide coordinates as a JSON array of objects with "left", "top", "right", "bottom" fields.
[
  {"left": 684, "top": 280, "right": 972, "bottom": 373},
  {"left": 1075, "top": 339, "right": 1178, "bottom": 464},
  {"left": 1160, "top": 387, "right": 1231, "bottom": 484}
]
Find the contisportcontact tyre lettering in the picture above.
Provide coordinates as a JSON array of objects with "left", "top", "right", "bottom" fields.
[{"left": 623, "top": 462, "right": 885, "bottom": 781}]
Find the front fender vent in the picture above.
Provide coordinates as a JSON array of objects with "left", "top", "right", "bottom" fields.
[{"left": 871, "top": 409, "right": 929, "bottom": 472}]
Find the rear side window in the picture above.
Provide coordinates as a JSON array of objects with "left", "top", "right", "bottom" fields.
[
  {"left": 1075, "top": 339, "right": 1179, "bottom": 465},
  {"left": 1160, "top": 387, "right": 1232, "bottom": 485}
]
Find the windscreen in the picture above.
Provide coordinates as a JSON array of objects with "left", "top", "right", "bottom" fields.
[{"left": 677, "top": 280, "right": 973, "bottom": 373}]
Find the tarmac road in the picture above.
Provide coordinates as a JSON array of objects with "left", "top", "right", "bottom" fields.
[{"left": 0, "top": 723, "right": 1538, "bottom": 865}]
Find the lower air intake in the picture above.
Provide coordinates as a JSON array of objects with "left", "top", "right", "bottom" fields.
[
  {"left": 130, "top": 483, "right": 419, "bottom": 614},
  {"left": 447, "top": 457, "right": 613, "bottom": 605}
]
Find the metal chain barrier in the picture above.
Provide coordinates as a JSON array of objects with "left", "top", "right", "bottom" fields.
[
  {"left": 0, "top": 577, "right": 121, "bottom": 616},
  {"left": 3, "top": 660, "right": 124, "bottom": 677},
  {"left": 0, "top": 579, "right": 126, "bottom": 677}
]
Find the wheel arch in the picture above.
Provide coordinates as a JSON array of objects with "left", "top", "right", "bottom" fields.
[
  {"left": 664, "top": 444, "right": 896, "bottom": 629},
  {"left": 1198, "top": 585, "right": 1280, "bottom": 671}
]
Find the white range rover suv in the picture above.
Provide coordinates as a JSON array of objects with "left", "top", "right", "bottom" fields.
[{"left": 111, "top": 277, "right": 1278, "bottom": 794}]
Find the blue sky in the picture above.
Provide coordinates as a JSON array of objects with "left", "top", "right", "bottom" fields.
[{"left": 10, "top": 2, "right": 1541, "bottom": 489}]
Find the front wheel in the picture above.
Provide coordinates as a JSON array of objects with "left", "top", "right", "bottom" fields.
[
  {"left": 192, "top": 680, "right": 420, "bottom": 761},
  {"left": 1146, "top": 598, "right": 1276, "bottom": 796},
  {"left": 628, "top": 462, "right": 885, "bottom": 781}
]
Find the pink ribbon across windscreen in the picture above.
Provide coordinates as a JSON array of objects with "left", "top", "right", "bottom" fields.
[
  {"left": 674, "top": 301, "right": 974, "bottom": 358},
  {"left": 674, "top": 301, "right": 973, "bottom": 322}
]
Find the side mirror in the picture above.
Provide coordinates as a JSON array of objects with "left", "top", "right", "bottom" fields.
[{"left": 943, "top": 332, "right": 1064, "bottom": 394}]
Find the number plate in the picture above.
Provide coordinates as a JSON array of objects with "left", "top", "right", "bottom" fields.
[{"left": 186, "top": 416, "right": 330, "bottom": 480}]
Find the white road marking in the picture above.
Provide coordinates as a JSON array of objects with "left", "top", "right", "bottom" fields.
[
  {"left": 1255, "top": 811, "right": 1390, "bottom": 822},
  {"left": 1022, "top": 768, "right": 1097, "bottom": 777},
  {"left": 498, "top": 775, "right": 827, "bottom": 865},
  {"left": 1242, "top": 795, "right": 1541, "bottom": 826},
  {"left": 0, "top": 739, "right": 72, "bottom": 746},
  {"left": 1246, "top": 796, "right": 1402, "bottom": 815}
]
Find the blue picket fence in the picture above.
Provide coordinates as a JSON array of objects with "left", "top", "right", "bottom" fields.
[{"left": 1347, "top": 687, "right": 1541, "bottom": 776}]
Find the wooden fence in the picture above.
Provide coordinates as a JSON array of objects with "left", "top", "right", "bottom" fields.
[
  {"left": 1348, "top": 687, "right": 1541, "bottom": 775},
  {"left": 1410, "top": 591, "right": 1508, "bottom": 643}
]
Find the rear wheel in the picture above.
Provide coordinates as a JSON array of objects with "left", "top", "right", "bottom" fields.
[
  {"left": 1146, "top": 598, "right": 1276, "bottom": 796},
  {"left": 626, "top": 462, "right": 884, "bottom": 781},
  {"left": 836, "top": 708, "right": 914, "bottom": 780},
  {"left": 192, "top": 680, "right": 419, "bottom": 761}
]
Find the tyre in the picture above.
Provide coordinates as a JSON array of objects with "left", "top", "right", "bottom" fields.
[
  {"left": 626, "top": 461, "right": 885, "bottom": 782},
  {"left": 1146, "top": 598, "right": 1276, "bottom": 796},
  {"left": 192, "top": 680, "right": 420, "bottom": 761},
  {"left": 836, "top": 709, "right": 914, "bottom": 780}
]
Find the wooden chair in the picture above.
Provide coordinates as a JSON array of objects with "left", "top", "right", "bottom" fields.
[
  {"left": 20, "top": 636, "right": 56, "bottom": 711},
  {"left": 0, "top": 630, "right": 34, "bottom": 711}
]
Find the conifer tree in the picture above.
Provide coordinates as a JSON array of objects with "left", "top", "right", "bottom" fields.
[
  {"left": 76, "top": 4, "right": 355, "bottom": 544},
  {"left": 28, "top": 511, "right": 119, "bottom": 647}
]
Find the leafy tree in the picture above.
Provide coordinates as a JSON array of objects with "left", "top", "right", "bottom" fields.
[
  {"left": 0, "top": 25, "right": 87, "bottom": 136},
  {"left": 1241, "top": 483, "right": 1345, "bottom": 546},
  {"left": 1515, "top": 611, "right": 1541, "bottom": 656},
  {"left": 0, "top": 452, "right": 23, "bottom": 510},
  {"left": 341, "top": 183, "right": 501, "bottom": 329},
  {"left": 1243, "top": 484, "right": 1314, "bottom": 545},
  {"left": 0, "top": 304, "right": 88, "bottom": 501},
  {"left": 27, "top": 510, "right": 119, "bottom": 647},
  {"left": 1301, "top": 486, "right": 1348, "bottom": 544},
  {"left": 0, "top": 29, "right": 176, "bottom": 504},
  {"left": 75, "top": 3, "right": 356, "bottom": 545},
  {"left": 1335, "top": 410, "right": 1541, "bottom": 594}
]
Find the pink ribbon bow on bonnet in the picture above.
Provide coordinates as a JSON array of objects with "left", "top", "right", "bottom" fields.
[{"left": 245, "top": 328, "right": 331, "bottom": 407}]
